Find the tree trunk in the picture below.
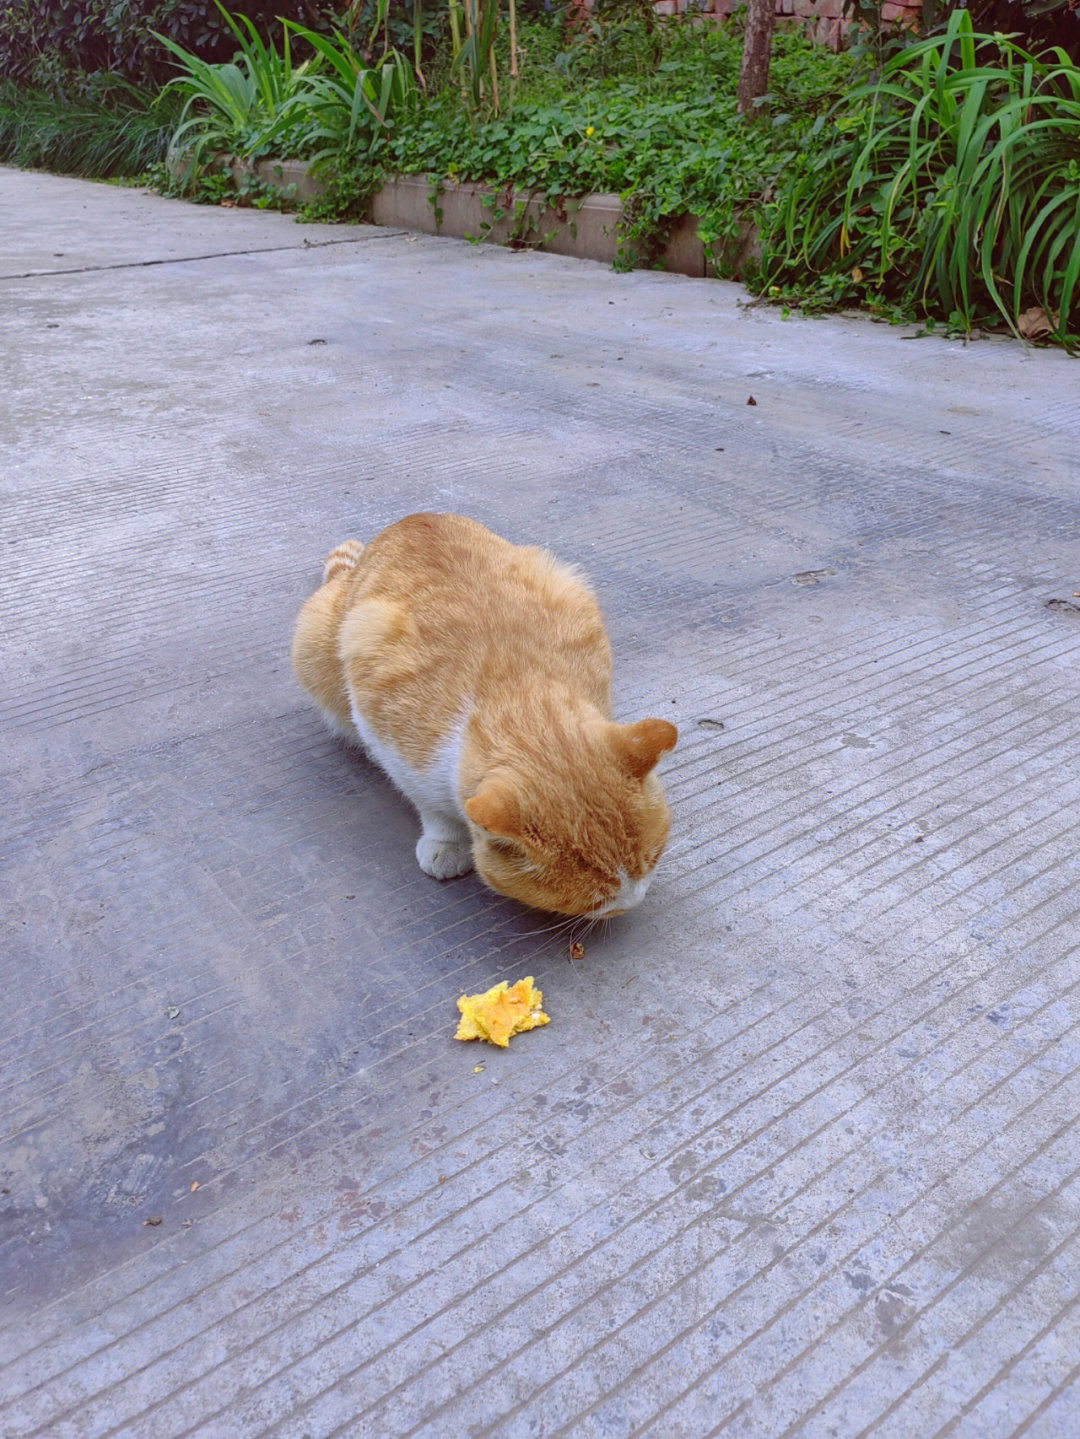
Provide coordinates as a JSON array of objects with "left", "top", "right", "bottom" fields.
[{"left": 737, "top": 0, "right": 776, "bottom": 116}]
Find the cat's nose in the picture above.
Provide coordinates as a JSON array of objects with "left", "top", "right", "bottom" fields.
[{"left": 593, "top": 872, "right": 652, "bottom": 916}]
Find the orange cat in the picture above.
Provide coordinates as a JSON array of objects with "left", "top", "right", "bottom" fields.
[{"left": 291, "top": 514, "right": 676, "bottom": 916}]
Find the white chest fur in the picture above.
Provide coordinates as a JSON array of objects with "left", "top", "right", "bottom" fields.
[{"left": 349, "top": 703, "right": 468, "bottom": 827}]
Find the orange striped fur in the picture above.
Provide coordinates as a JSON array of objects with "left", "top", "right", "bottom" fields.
[{"left": 292, "top": 514, "right": 676, "bottom": 915}]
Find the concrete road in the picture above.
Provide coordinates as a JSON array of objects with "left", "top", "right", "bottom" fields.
[{"left": 3, "top": 165, "right": 1080, "bottom": 1438}]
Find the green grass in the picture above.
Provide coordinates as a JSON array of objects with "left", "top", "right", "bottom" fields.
[
  {"left": 760, "top": 9, "right": 1080, "bottom": 343},
  {"left": 0, "top": 79, "right": 177, "bottom": 177}
]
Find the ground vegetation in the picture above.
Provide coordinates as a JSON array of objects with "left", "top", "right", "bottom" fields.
[{"left": 1, "top": 0, "right": 1077, "bottom": 344}]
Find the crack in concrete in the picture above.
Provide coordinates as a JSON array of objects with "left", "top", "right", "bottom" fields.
[{"left": 0, "top": 229, "right": 408, "bottom": 283}]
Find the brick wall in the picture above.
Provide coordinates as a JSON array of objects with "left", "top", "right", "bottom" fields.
[{"left": 650, "top": 0, "right": 923, "bottom": 49}]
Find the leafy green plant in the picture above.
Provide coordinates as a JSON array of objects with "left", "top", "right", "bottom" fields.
[
  {"left": 763, "top": 8, "right": 1080, "bottom": 344},
  {"left": 448, "top": 0, "right": 512, "bottom": 112},
  {"left": 284, "top": 15, "right": 416, "bottom": 163},
  {"left": 297, "top": 155, "right": 384, "bottom": 218},
  {"left": 557, "top": 13, "right": 663, "bottom": 83},
  {"left": 959, "top": 0, "right": 1080, "bottom": 64},
  {"left": 0, "top": 0, "right": 335, "bottom": 90},
  {"left": 155, "top": 2, "right": 417, "bottom": 185},
  {"left": 155, "top": 3, "right": 311, "bottom": 181},
  {"left": 367, "top": 24, "right": 850, "bottom": 269}
]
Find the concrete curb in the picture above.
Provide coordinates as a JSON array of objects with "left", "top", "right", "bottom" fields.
[{"left": 229, "top": 156, "right": 759, "bottom": 278}]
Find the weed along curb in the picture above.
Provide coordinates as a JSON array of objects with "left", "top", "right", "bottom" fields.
[
  {"left": 186, "top": 156, "right": 759, "bottom": 279},
  {"left": 367, "top": 174, "right": 747, "bottom": 277}
]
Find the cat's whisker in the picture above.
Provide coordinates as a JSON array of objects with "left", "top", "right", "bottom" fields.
[
  {"left": 515, "top": 910, "right": 582, "bottom": 944},
  {"left": 557, "top": 916, "right": 588, "bottom": 945},
  {"left": 553, "top": 912, "right": 605, "bottom": 960}
]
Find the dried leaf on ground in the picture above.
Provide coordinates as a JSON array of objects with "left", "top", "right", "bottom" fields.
[
  {"left": 1018, "top": 306, "right": 1058, "bottom": 340},
  {"left": 455, "top": 977, "right": 550, "bottom": 1048}
]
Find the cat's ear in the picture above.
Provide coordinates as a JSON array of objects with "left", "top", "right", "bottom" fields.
[
  {"left": 611, "top": 718, "right": 678, "bottom": 780},
  {"left": 464, "top": 779, "right": 522, "bottom": 840}
]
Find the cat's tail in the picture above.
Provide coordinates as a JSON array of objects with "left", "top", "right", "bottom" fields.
[{"left": 322, "top": 540, "right": 364, "bottom": 584}]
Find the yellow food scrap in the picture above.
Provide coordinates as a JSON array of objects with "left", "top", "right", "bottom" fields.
[{"left": 455, "top": 977, "right": 550, "bottom": 1048}]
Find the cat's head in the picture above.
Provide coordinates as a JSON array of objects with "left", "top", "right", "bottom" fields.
[{"left": 464, "top": 718, "right": 677, "bottom": 916}]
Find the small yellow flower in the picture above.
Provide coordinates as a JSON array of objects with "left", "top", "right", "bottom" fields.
[{"left": 585, "top": 125, "right": 595, "bottom": 138}]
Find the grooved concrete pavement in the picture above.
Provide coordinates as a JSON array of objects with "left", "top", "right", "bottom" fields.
[{"left": 3, "top": 167, "right": 1080, "bottom": 1438}]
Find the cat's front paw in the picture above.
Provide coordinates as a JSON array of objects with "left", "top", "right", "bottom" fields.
[{"left": 416, "top": 834, "right": 474, "bottom": 880}]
